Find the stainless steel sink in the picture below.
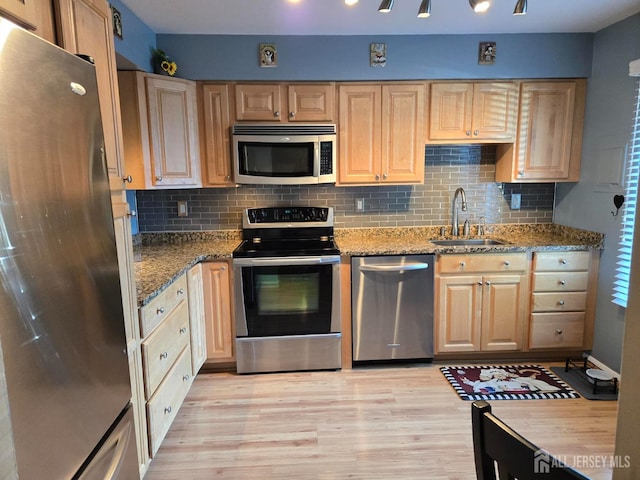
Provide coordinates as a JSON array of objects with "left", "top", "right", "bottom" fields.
[{"left": 430, "top": 238, "right": 508, "bottom": 246}]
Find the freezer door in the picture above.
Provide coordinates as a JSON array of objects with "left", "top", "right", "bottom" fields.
[
  {"left": 0, "top": 20, "right": 132, "bottom": 479},
  {"left": 77, "top": 406, "right": 139, "bottom": 480}
]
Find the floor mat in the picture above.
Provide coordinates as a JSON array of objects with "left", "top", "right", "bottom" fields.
[
  {"left": 549, "top": 366, "right": 618, "bottom": 401},
  {"left": 441, "top": 364, "right": 581, "bottom": 400}
]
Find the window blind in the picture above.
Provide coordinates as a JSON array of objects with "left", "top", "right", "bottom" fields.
[{"left": 613, "top": 78, "right": 640, "bottom": 307}]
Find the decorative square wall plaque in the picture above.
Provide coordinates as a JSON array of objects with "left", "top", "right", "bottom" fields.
[
  {"left": 478, "top": 41, "right": 496, "bottom": 65},
  {"left": 259, "top": 43, "right": 277, "bottom": 67},
  {"left": 111, "top": 5, "right": 123, "bottom": 39},
  {"left": 370, "top": 43, "right": 387, "bottom": 67}
]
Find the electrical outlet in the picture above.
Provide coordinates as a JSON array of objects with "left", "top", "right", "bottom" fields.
[
  {"left": 355, "top": 198, "right": 365, "bottom": 213},
  {"left": 510, "top": 193, "right": 521, "bottom": 210},
  {"left": 177, "top": 200, "right": 188, "bottom": 217}
]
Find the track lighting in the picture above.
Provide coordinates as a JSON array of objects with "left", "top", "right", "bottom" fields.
[
  {"left": 378, "top": 0, "right": 394, "bottom": 13},
  {"left": 469, "top": 0, "right": 491, "bottom": 13},
  {"left": 417, "top": 0, "right": 431, "bottom": 18},
  {"left": 513, "top": 0, "right": 527, "bottom": 15}
]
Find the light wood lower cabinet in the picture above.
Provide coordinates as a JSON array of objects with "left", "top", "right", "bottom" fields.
[
  {"left": 187, "top": 264, "right": 207, "bottom": 374},
  {"left": 202, "top": 261, "right": 235, "bottom": 363},
  {"left": 435, "top": 253, "right": 528, "bottom": 354},
  {"left": 528, "top": 251, "right": 595, "bottom": 350}
]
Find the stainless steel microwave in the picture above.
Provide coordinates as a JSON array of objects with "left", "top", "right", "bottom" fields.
[{"left": 232, "top": 124, "right": 337, "bottom": 185}]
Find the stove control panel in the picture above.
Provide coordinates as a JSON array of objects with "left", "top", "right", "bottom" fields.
[{"left": 247, "top": 207, "right": 330, "bottom": 224}]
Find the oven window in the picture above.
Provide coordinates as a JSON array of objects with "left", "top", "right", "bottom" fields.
[
  {"left": 239, "top": 142, "right": 314, "bottom": 177},
  {"left": 240, "top": 264, "right": 333, "bottom": 336}
]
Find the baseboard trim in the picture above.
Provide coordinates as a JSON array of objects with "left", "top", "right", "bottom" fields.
[{"left": 587, "top": 355, "right": 621, "bottom": 380}]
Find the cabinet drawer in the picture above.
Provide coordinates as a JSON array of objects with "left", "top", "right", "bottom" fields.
[
  {"left": 140, "top": 275, "right": 188, "bottom": 337},
  {"left": 142, "top": 300, "right": 190, "bottom": 397},
  {"left": 438, "top": 253, "right": 527, "bottom": 273},
  {"left": 533, "top": 251, "right": 590, "bottom": 272},
  {"left": 532, "top": 271, "right": 589, "bottom": 292},
  {"left": 531, "top": 292, "right": 587, "bottom": 312},
  {"left": 529, "top": 313, "right": 585, "bottom": 349},
  {"left": 147, "top": 345, "right": 193, "bottom": 457}
]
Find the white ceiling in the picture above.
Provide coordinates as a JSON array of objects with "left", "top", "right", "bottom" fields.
[{"left": 120, "top": 0, "right": 640, "bottom": 36}]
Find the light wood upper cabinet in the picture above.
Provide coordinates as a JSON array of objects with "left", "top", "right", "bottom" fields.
[
  {"left": 56, "top": 0, "right": 127, "bottom": 191},
  {"left": 118, "top": 71, "right": 202, "bottom": 189},
  {"left": 235, "top": 83, "right": 335, "bottom": 122},
  {"left": 495, "top": 79, "right": 586, "bottom": 183},
  {"left": 199, "top": 83, "right": 234, "bottom": 186},
  {"left": 338, "top": 83, "right": 425, "bottom": 185},
  {"left": 0, "top": 0, "right": 37, "bottom": 30},
  {"left": 427, "top": 82, "right": 518, "bottom": 143},
  {"left": 202, "top": 261, "right": 235, "bottom": 363}
]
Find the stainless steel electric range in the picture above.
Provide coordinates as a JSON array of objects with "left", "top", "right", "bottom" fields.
[{"left": 232, "top": 207, "right": 341, "bottom": 374}]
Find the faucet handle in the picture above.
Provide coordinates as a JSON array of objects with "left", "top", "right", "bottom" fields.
[{"left": 478, "top": 216, "right": 486, "bottom": 236}]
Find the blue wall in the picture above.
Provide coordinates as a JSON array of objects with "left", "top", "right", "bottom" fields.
[
  {"left": 110, "top": 0, "right": 156, "bottom": 71},
  {"left": 554, "top": 12, "right": 640, "bottom": 372},
  {"left": 156, "top": 33, "right": 593, "bottom": 81}
]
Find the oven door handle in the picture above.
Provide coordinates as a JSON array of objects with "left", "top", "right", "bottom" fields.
[
  {"left": 234, "top": 255, "right": 340, "bottom": 267},
  {"left": 359, "top": 262, "right": 429, "bottom": 272}
]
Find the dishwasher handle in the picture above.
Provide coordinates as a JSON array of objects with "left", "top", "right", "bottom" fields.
[{"left": 359, "top": 262, "right": 429, "bottom": 272}]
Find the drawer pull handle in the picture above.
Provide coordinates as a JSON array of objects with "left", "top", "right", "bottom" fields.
[
  {"left": 556, "top": 329, "right": 563, "bottom": 335},
  {"left": 160, "top": 352, "right": 168, "bottom": 360},
  {"left": 183, "top": 374, "right": 190, "bottom": 382},
  {"left": 561, "top": 259, "right": 567, "bottom": 265},
  {"left": 504, "top": 261, "right": 510, "bottom": 266},
  {"left": 164, "top": 406, "right": 172, "bottom": 414},
  {"left": 180, "top": 327, "right": 187, "bottom": 334},
  {"left": 558, "top": 300, "right": 565, "bottom": 306},
  {"left": 157, "top": 307, "right": 165, "bottom": 315},
  {"left": 559, "top": 280, "right": 566, "bottom": 285},
  {"left": 177, "top": 288, "right": 184, "bottom": 295}
]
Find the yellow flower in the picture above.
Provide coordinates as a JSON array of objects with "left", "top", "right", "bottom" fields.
[{"left": 160, "top": 60, "right": 178, "bottom": 76}]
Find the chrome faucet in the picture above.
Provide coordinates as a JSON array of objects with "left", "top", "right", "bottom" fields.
[
  {"left": 478, "top": 216, "right": 486, "bottom": 236},
  {"left": 451, "top": 187, "right": 468, "bottom": 236}
]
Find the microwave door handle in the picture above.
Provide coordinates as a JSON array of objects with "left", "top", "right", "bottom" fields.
[{"left": 313, "top": 143, "right": 320, "bottom": 178}]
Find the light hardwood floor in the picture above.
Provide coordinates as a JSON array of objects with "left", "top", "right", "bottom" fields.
[{"left": 144, "top": 363, "right": 618, "bottom": 480}]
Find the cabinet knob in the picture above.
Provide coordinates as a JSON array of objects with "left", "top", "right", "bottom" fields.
[
  {"left": 221, "top": 265, "right": 227, "bottom": 271},
  {"left": 556, "top": 329, "right": 563, "bottom": 335},
  {"left": 156, "top": 176, "right": 163, "bottom": 182},
  {"left": 274, "top": 111, "right": 280, "bottom": 117},
  {"left": 183, "top": 374, "right": 190, "bottom": 382},
  {"left": 375, "top": 174, "right": 380, "bottom": 181},
  {"left": 466, "top": 130, "right": 471, "bottom": 137},
  {"left": 382, "top": 173, "right": 388, "bottom": 180},
  {"left": 289, "top": 111, "right": 295, "bottom": 118},
  {"left": 127, "top": 210, "right": 137, "bottom": 217},
  {"left": 477, "top": 281, "right": 483, "bottom": 285},
  {"left": 559, "top": 280, "right": 566, "bottom": 285},
  {"left": 123, "top": 175, "right": 133, "bottom": 183},
  {"left": 164, "top": 406, "right": 172, "bottom": 414},
  {"left": 485, "top": 281, "right": 491, "bottom": 286},
  {"left": 518, "top": 171, "right": 524, "bottom": 176},
  {"left": 460, "top": 261, "right": 466, "bottom": 268},
  {"left": 180, "top": 327, "right": 187, "bottom": 334},
  {"left": 473, "top": 130, "right": 479, "bottom": 136},
  {"left": 558, "top": 300, "right": 565, "bottom": 306},
  {"left": 560, "top": 259, "right": 568, "bottom": 265},
  {"left": 160, "top": 352, "right": 168, "bottom": 359},
  {"left": 224, "top": 175, "right": 231, "bottom": 181},
  {"left": 177, "top": 288, "right": 184, "bottom": 295},
  {"left": 504, "top": 261, "right": 510, "bottom": 266},
  {"left": 157, "top": 307, "right": 165, "bottom": 315}
]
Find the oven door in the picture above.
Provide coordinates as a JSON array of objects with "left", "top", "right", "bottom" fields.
[{"left": 233, "top": 255, "right": 342, "bottom": 373}]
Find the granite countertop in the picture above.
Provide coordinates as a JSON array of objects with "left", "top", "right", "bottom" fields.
[{"left": 133, "top": 224, "right": 604, "bottom": 307}]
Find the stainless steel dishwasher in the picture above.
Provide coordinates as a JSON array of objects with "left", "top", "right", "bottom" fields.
[{"left": 351, "top": 255, "right": 434, "bottom": 362}]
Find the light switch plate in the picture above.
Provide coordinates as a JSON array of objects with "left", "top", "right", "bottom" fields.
[
  {"left": 356, "top": 198, "right": 365, "bottom": 212},
  {"left": 177, "top": 200, "right": 188, "bottom": 217},
  {"left": 510, "top": 193, "right": 521, "bottom": 210}
]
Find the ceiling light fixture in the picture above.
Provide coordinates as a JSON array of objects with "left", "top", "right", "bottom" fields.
[
  {"left": 469, "top": 0, "right": 491, "bottom": 13},
  {"left": 417, "top": 0, "right": 431, "bottom": 18},
  {"left": 378, "top": 0, "right": 394, "bottom": 13},
  {"left": 513, "top": 0, "right": 527, "bottom": 15},
  {"left": 344, "top": 0, "right": 358, "bottom": 5}
]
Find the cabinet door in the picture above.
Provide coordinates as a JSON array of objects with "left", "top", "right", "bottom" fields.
[
  {"left": 287, "top": 83, "right": 335, "bottom": 122},
  {"left": 436, "top": 275, "right": 482, "bottom": 353},
  {"left": 200, "top": 83, "right": 234, "bottom": 186},
  {"left": 56, "top": 0, "right": 126, "bottom": 191},
  {"left": 202, "top": 262, "right": 234, "bottom": 362},
  {"left": 235, "top": 83, "right": 282, "bottom": 121},
  {"left": 187, "top": 264, "right": 207, "bottom": 375},
  {"left": 0, "top": 0, "right": 37, "bottom": 30},
  {"left": 337, "top": 85, "right": 382, "bottom": 184},
  {"left": 471, "top": 82, "right": 518, "bottom": 141},
  {"left": 428, "top": 83, "right": 473, "bottom": 140},
  {"left": 480, "top": 274, "right": 525, "bottom": 351},
  {"left": 381, "top": 84, "right": 425, "bottom": 184},
  {"left": 112, "top": 193, "right": 149, "bottom": 475},
  {"left": 146, "top": 76, "right": 201, "bottom": 187}
]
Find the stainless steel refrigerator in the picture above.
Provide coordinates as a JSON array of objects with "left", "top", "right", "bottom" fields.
[{"left": 0, "top": 18, "right": 138, "bottom": 479}]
